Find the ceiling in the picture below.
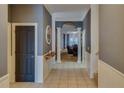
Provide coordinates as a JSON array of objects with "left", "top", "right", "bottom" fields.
[
  {"left": 44, "top": 4, "right": 90, "bottom": 21},
  {"left": 44, "top": 4, "right": 90, "bottom": 14}
]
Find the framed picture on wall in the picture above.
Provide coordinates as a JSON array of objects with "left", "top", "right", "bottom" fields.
[{"left": 46, "top": 25, "right": 52, "bottom": 45}]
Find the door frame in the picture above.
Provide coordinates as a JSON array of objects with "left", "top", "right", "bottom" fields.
[
  {"left": 8, "top": 23, "right": 11, "bottom": 83},
  {"left": 90, "top": 5, "right": 99, "bottom": 78},
  {"left": 82, "top": 29, "right": 86, "bottom": 66},
  {"left": 11, "top": 23, "right": 38, "bottom": 82},
  {"left": 56, "top": 27, "right": 82, "bottom": 64}
]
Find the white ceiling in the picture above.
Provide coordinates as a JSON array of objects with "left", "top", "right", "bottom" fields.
[
  {"left": 44, "top": 4, "right": 90, "bottom": 14},
  {"left": 44, "top": 4, "right": 90, "bottom": 21}
]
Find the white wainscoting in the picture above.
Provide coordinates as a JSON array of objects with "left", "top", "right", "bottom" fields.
[
  {"left": 0, "top": 74, "right": 9, "bottom": 88},
  {"left": 85, "top": 51, "right": 91, "bottom": 77},
  {"left": 43, "top": 57, "right": 54, "bottom": 81},
  {"left": 43, "top": 51, "right": 56, "bottom": 81},
  {"left": 98, "top": 60, "right": 124, "bottom": 88},
  {"left": 35, "top": 56, "right": 43, "bottom": 83}
]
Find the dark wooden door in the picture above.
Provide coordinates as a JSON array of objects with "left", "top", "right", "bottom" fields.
[{"left": 15, "top": 26, "right": 35, "bottom": 82}]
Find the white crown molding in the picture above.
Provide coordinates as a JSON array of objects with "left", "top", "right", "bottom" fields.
[{"left": 81, "top": 7, "right": 90, "bottom": 21}]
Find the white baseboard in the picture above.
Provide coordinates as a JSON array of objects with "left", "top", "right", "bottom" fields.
[
  {"left": 98, "top": 60, "right": 124, "bottom": 88},
  {"left": 0, "top": 74, "right": 9, "bottom": 88}
]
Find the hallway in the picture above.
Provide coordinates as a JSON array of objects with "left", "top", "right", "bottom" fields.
[{"left": 10, "top": 68, "right": 97, "bottom": 88}]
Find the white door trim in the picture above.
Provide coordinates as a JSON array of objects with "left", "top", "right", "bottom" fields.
[
  {"left": 82, "top": 29, "right": 86, "bottom": 65},
  {"left": 11, "top": 23, "right": 38, "bottom": 82},
  {"left": 8, "top": 23, "right": 11, "bottom": 83},
  {"left": 90, "top": 5, "right": 99, "bottom": 78},
  {"left": 77, "top": 27, "right": 82, "bottom": 63},
  {"left": 57, "top": 27, "right": 61, "bottom": 63}
]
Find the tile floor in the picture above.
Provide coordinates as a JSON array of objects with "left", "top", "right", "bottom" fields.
[{"left": 10, "top": 68, "right": 97, "bottom": 88}]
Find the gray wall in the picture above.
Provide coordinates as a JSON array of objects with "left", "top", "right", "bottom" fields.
[
  {"left": 10, "top": 4, "right": 44, "bottom": 55},
  {"left": 9, "top": 4, "right": 52, "bottom": 55},
  {"left": 43, "top": 6, "right": 52, "bottom": 54},
  {"left": 99, "top": 5, "right": 124, "bottom": 73},
  {"left": 0, "top": 5, "right": 8, "bottom": 77},
  {"left": 83, "top": 10, "right": 91, "bottom": 53}
]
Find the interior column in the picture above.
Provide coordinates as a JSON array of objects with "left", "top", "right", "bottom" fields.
[
  {"left": 77, "top": 27, "right": 82, "bottom": 63},
  {"left": 57, "top": 27, "right": 61, "bottom": 63}
]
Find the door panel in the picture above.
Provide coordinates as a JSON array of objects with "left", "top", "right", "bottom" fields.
[{"left": 15, "top": 26, "right": 35, "bottom": 82}]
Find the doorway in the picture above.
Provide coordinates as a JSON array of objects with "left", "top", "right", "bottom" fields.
[
  {"left": 11, "top": 23, "right": 38, "bottom": 82},
  {"left": 61, "top": 32, "right": 78, "bottom": 63},
  {"left": 56, "top": 27, "right": 83, "bottom": 64}
]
